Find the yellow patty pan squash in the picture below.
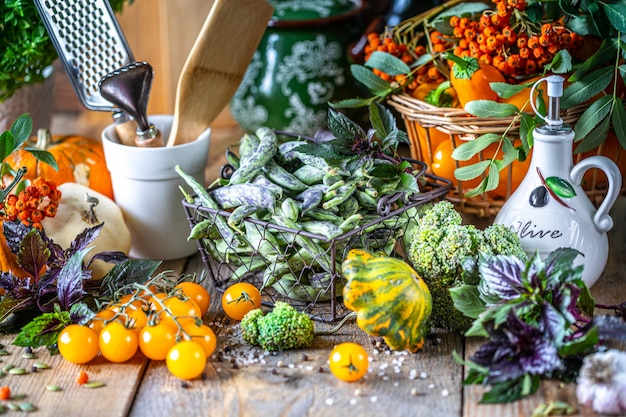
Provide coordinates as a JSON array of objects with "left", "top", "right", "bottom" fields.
[{"left": 341, "top": 248, "right": 432, "bottom": 353}]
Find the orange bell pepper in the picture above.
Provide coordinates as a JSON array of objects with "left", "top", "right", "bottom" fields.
[{"left": 443, "top": 53, "right": 505, "bottom": 108}]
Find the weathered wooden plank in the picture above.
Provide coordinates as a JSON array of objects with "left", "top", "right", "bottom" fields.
[
  {"left": 130, "top": 254, "right": 465, "bottom": 417},
  {"left": 464, "top": 197, "right": 626, "bottom": 417}
]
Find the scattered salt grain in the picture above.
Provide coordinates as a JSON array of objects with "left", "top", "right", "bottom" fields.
[
  {"left": 420, "top": 372, "right": 428, "bottom": 379},
  {"left": 370, "top": 396, "right": 378, "bottom": 403},
  {"left": 325, "top": 398, "right": 334, "bottom": 406},
  {"left": 428, "top": 384, "right": 435, "bottom": 389},
  {"left": 349, "top": 398, "right": 358, "bottom": 405},
  {"left": 441, "top": 389, "right": 449, "bottom": 397},
  {"left": 354, "top": 389, "right": 363, "bottom": 397}
]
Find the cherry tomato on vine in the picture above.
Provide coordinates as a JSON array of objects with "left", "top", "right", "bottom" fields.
[
  {"left": 328, "top": 342, "right": 369, "bottom": 382},
  {"left": 221, "top": 282, "right": 262, "bottom": 320},
  {"left": 182, "top": 322, "right": 216, "bottom": 357},
  {"left": 175, "top": 282, "right": 210, "bottom": 315},
  {"left": 139, "top": 322, "right": 178, "bottom": 361},
  {"left": 99, "top": 321, "right": 139, "bottom": 363},
  {"left": 166, "top": 341, "right": 207, "bottom": 380},
  {"left": 88, "top": 309, "right": 118, "bottom": 335},
  {"left": 160, "top": 297, "right": 202, "bottom": 328},
  {"left": 58, "top": 324, "right": 99, "bottom": 364}
]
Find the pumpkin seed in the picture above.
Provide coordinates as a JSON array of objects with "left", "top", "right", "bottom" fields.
[
  {"left": 0, "top": 349, "right": 10, "bottom": 356},
  {"left": 33, "top": 362, "right": 50, "bottom": 370},
  {"left": 1, "top": 364, "right": 13, "bottom": 373},
  {"left": 46, "top": 384, "right": 62, "bottom": 392},
  {"left": 83, "top": 381, "right": 105, "bottom": 389},
  {"left": 11, "top": 393, "right": 27, "bottom": 401},
  {"left": 8, "top": 367, "right": 27, "bottom": 375},
  {"left": 7, "top": 402, "right": 20, "bottom": 411},
  {"left": 18, "top": 402, "right": 36, "bottom": 412},
  {"left": 21, "top": 352, "right": 37, "bottom": 359},
  {"left": 0, "top": 403, "right": 5, "bottom": 412}
]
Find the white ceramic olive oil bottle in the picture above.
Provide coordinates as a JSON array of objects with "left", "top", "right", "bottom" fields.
[{"left": 494, "top": 75, "right": 622, "bottom": 288}]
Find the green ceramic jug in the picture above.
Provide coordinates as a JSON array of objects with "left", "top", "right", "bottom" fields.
[{"left": 230, "top": 0, "right": 368, "bottom": 137}]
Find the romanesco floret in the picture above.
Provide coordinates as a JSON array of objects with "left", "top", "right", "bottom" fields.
[
  {"left": 407, "top": 201, "right": 527, "bottom": 333},
  {"left": 240, "top": 301, "right": 314, "bottom": 351}
]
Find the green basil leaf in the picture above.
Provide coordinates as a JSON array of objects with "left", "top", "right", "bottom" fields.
[
  {"left": 574, "top": 115, "right": 610, "bottom": 154},
  {"left": 562, "top": 66, "right": 613, "bottom": 108},
  {"left": 483, "top": 161, "right": 501, "bottom": 192},
  {"left": 451, "top": 133, "right": 500, "bottom": 161},
  {"left": 546, "top": 49, "right": 573, "bottom": 74},
  {"left": 573, "top": 95, "right": 613, "bottom": 142},
  {"left": 22, "top": 148, "right": 59, "bottom": 171},
  {"left": 350, "top": 64, "right": 392, "bottom": 93},
  {"left": 450, "top": 284, "right": 485, "bottom": 319},
  {"left": 10, "top": 113, "right": 32, "bottom": 148},
  {"left": 612, "top": 98, "right": 626, "bottom": 149},
  {"left": 545, "top": 176, "right": 577, "bottom": 198},
  {"left": 603, "top": 2, "right": 626, "bottom": 32},
  {"left": 489, "top": 81, "right": 529, "bottom": 99},
  {"left": 568, "top": 39, "right": 617, "bottom": 82},
  {"left": 330, "top": 97, "right": 375, "bottom": 109},
  {"left": 464, "top": 100, "right": 518, "bottom": 118},
  {"left": 365, "top": 51, "right": 410, "bottom": 76},
  {"left": 0, "top": 131, "right": 15, "bottom": 162},
  {"left": 454, "top": 159, "right": 490, "bottom": 181}
]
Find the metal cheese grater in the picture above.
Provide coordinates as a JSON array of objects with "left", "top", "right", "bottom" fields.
[{"left": 33, "top": 0, "right": 135, "bottom": 111}]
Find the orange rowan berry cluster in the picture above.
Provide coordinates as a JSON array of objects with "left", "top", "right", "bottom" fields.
[
  {"left": 450, "top": 0, "right": 581, "bottom": 77},
  {"left": 364, "top": 31, "right": 449, "bottom": 95},
  {"left": 1, "top": 177, "right": 61, "bottom": 229}
]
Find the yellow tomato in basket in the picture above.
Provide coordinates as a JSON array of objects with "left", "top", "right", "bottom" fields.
[{"left": 431, "top": 140, "right": 530, "bottom": 198}]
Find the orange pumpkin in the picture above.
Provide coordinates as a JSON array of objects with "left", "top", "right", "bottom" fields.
[{"left": 3, "top": 130, "right": 114, "bottom": 200}]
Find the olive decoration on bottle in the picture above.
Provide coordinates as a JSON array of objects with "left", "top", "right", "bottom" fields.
[{"left": 529, "top": 185, "right": 549, "bottom": 207}]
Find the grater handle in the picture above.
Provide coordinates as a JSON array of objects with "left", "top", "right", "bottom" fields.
[{"left": 99, "top": 62, "right": 162, "bottom": 147}]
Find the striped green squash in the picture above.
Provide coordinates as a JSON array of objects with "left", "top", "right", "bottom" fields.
[{"left": 341, "top": 248, "right": 432, "bottom": 353}]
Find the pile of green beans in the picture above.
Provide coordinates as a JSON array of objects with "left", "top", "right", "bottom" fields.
[{"left": 177, "top": 127, "right": 423, "bottom": 303}]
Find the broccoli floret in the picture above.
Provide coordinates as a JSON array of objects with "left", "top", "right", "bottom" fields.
[
  {"left": 407, "top": 201, "right": 527, "bottom": 333},
  {"left": 240, "top": 301, "right": 314, "bottom": 351}
]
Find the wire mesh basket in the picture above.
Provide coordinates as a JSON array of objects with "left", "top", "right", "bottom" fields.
[{"left": 182, "top": 164, "right": 451, "bottom": 322}]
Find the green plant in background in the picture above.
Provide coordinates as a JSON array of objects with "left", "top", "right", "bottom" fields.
[{"left": 0, "top": 0, "right": 134, "bottom": 102}]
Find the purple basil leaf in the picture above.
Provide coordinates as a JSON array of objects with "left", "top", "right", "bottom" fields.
[
  {"left": 477, "top": 254, "right": 525, "bottom": 305},
  {"left": 88, "top": 251, "right": 129, "bottom": 266},
  {"left": 69, "top": 223, "right": 103, "bottom": 252},
  {"left": 69, "top": 302, "right": 95, "bottom": 325},
  {"left": 540, "top": 303, "right": 568, "bottom": 343},
  {"left": 16, "top": 229, "right": 50, "bottom": 279},
  {"left": 593, "top": 315, "right": 626, "bottom": 342},
  {"left": 56, "top": 247, "right": 92, "bottom": 310},
  {"left": 2, "top": 220, "right": 29, "bottom": 254}
]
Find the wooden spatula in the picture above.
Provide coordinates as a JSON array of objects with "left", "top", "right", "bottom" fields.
[{"left": 166, "top": 0, "right": 274, "bottom": 147}]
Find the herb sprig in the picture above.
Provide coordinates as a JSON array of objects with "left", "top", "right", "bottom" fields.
[{"left": 452, "top": 247, "right": 626, "bottom": 403}]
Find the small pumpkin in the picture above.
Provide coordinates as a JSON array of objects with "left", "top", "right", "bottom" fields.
[
  {"left": 40, "top": 182, "right": 131, "bottom": 279},
  {"left": 3, "top": 129, "right": 114, "bottom": 200},
  {"left": 341, "top": 248, "right": 432, "bottom": 353}
]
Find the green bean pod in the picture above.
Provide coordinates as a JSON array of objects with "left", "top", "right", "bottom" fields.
[
  {"left": 338, "top": 196, "right": 359, "bottom": 218},
  {"left": 293, "top": 164, "right": 326, "bottom": 185},
  {"left": 252, "top": 174, "right": 284, "bottom": 200},
  {"left": 281, "top": 198, "right": 300, "bottom": 222},
  {"left": 264, "top": 160, "right": 308, "bottom": 192},
  {"left": 227, "top": 205, "right": 259, "bottom": 232},
  {"left": 229, "top": 128, "right": 278, "bottom": 184},
  {"left": 322, "top": 180, "right": 358, "bottom": 210},
  {"left": 238, "top": 133, "right": 260, "bottom": 166},
  {"left": 301, "top": 221, "right": 344, "bottom": 239},
  {"left": 355, "top": 190, "right": 378, "bottom": 211},
  {"left": 225, "top": 148, "right": 240, "bottom": 170},
  {"left": 211, "top": 183, "right": 276, "bottom": 212},
  {"left": 175, "top": 165, "right": 241, "bottom": 247},
  {"left": 294, "top": 188, "right": 324, "bottom": 215}
]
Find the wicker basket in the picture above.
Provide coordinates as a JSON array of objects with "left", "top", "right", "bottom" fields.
[
  {"left": 183, "top": 168, "right": 450, "bottom": 323},
  {"left": 388, "top": 93, "right": 626, "bottom": 217}
]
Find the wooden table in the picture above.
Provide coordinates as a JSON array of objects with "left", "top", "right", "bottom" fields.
[
  {"left": 5, "top": 114, "right": 624, "bottom": 416},
  {"left": 0, "top": 197, "right": 623, "bottom": 417}
]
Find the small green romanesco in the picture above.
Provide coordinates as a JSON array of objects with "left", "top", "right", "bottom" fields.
[
  {"left": 240, "top": 301, "right": 314, "bottom": 351},
  {"left": 407, "top": 201, "right": 527, "bottom": 333}
]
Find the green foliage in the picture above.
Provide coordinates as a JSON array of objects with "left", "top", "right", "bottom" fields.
[
  {"left": 240, "top": 301, "right": 314, "bottom": 351},
  {"left": 0, "top": 0, "right": 133, "bottom": 101},
  {"left": 406, "top": 201, "right": 527, "bottom": 333}
]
